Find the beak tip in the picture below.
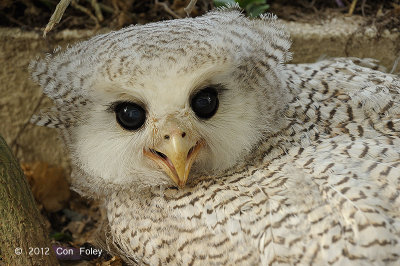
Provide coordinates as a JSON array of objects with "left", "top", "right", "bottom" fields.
[
  {"left": 145, "top": 138, "right": 204, "bottom": 191},
  {"left": 176, "top": 180, "right": 186, "bottom": 189}
]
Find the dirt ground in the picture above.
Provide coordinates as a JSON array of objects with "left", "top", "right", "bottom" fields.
[{"left": 3, "top": 1, "right": 400, "bottom": 265}]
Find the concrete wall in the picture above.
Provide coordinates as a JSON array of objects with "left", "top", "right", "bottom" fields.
[
  {"left": 1, "top": 14, "right": 399, "bottom": 171},
  {"left": 286, "top": 16, "right": 400, "bottom": 70}
]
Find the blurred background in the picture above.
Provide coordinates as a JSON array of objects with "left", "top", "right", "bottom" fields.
[
  {"left": 1, "top": 0, "right": 399, "bottom": 30},
  {"left": 0, "top": 1, "right": 399, "bottom": 264}
]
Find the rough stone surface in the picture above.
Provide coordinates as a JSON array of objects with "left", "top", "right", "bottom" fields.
[
  {"left": 285, "top": 15, "right": 400, "bottom": 70},
  {"left": 0, "top": 14, "right": 399, "bottom": 172}
]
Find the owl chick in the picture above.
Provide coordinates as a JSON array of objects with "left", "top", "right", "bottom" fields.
[{"left": 30, "top": 8, "right": 400, "bottom": 265}]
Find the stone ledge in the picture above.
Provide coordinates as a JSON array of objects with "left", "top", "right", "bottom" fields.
[
  {"left": 284, "top": 15, "right": 400, "bottom": 70},
  {"left": 1, "top": 14, "right": 399, "bottom": 169},
  {"left": 0, "top": 27, "right": 96, "bottom": 40}
]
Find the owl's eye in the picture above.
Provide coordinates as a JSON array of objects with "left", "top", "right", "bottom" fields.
[
  {"left": 115, "top": 102, "right": 146, "bottom": 130},
  {"left": 191, "top": 87, "right": 219, "bottom": 119}
]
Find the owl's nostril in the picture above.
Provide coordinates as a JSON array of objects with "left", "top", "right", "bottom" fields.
[
  {"left": 181, "top": 132, "right": 186, "bottom": 138},
  {"left": 164, "top": 135, "right": 170, "bottom": 140}
]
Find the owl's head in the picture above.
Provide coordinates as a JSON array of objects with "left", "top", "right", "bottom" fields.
[{"left": 30, "top": 8, "right": 292, "bottom": 196}]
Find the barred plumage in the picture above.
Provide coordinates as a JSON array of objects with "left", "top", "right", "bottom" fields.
[{"left": 31, "top": 8, "right": 400, "bottom": 265}]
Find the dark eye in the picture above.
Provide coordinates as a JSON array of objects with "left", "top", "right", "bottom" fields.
[
  {"left": 115, "top": 102, "right": 146, "bottom": 130},
  {"left": 191, "top": 87, "right": 219, "bottom": 119}
]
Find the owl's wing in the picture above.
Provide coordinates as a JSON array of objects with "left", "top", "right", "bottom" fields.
[
  {"left": 249, "top": 57, "right": 400, "bottom": 264},
  {"left": 268, "top": 134, "right": 400, "bottom": 264},
  {"left": 285, "top": 57, "right": 400, "bottom": 136}
]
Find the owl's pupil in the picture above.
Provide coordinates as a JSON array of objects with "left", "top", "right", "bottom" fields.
[
  {"left": 115, "top": 102, "right": 146, "bottom": 130},
  {"left": 191, "top": 87, "right": 219, "bottom": 119}
]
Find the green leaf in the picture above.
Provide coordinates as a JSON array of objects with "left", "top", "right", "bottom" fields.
[
  {"left": 50, "top": 232, "right": 73, "bottom": 242},
  {"left": 214, "top": 0, "right": 237, "bottom": 7},
  {"left": 247, "top": 4, "right": 270, "bottom": 17},
  {"left": 240, "top": 0, "right": 266, "bottom": 7}
]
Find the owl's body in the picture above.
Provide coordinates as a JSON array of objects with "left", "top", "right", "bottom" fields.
[
  {"left": 106, "top": 59, "right": 400, "bottom": 265},
  {"left": 30, "top": 8, "right": 400, "bottom": 265}
]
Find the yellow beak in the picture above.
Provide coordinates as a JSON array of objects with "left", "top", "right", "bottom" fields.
[{"left": 144, "top": 132, "right": 204, "bottom": 188}]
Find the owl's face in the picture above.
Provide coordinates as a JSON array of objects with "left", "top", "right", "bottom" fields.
[{"left": 31, "top": 9, "right": 292, "bottom": 194}]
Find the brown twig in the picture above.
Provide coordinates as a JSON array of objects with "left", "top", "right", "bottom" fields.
[
  {"left": 390, "top": 55, "right": 400, "bottom": 74},
  {"left": 91, "top": 0, "right": 104, "bottom": 22},
  {"left": 96, "top": 2, "right": 114, "bottom": 14},
  {"left": 5, "top": 14, "right": 26, "bottom": 27},
  {"left": 298, "top": 0, "right": 318, "bottom": 13},
  {"left": 361, "top": 0, "right": 366, "bottom": 16},
  {"left": 43, "top": 0, "right": 71, "bottom": 37},
  {"left": 184, "top": 0, "right": 198, "bottom": 16},
  {"left": 348, "top": 0, "right": 358, "bottom": 15},
  {"left": 155, "top": 0, "right": 181, "bottom": 19},
  {"left": 376, "top": 4, "right": 384, "bottom": 17},
  {"left": 11, "top": 95, "right": 45, "bottom": 151},
  {"left": 71, "top": 0, "right": 99, "bottom": 27},
  {"left": 111, "top": 0, "right": 120, "bottom": 13}
]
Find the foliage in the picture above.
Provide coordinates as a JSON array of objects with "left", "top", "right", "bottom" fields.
[{"left": 214, "top": 0, "right": 270, "bottom": 17}]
